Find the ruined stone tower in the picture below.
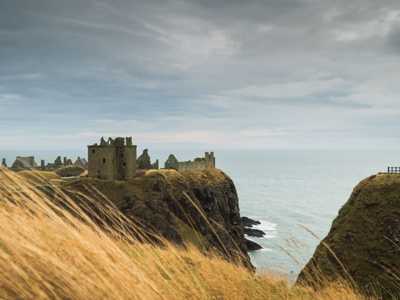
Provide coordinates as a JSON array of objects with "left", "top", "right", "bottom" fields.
[
  {"left": 205, "top": 152, "right": 216, "bottom": 168},
  {"left": 88, "top": 137, "right": 137, "bottom": 180}
]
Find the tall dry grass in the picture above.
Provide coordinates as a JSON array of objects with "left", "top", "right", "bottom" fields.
[{"left": 0, "top": 167, "right": 371, "bottom": 299}]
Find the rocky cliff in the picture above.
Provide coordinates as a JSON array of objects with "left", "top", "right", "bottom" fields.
[
  {"left": 62, "top": 168, "right": 253, "bottom": 268},
  {"left": 297, "top": 173, "right": 400, "bottom": 298}
]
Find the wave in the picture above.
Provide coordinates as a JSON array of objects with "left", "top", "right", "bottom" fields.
[{"left": 246, "top": 218, "right": 277, "bottom": 239}]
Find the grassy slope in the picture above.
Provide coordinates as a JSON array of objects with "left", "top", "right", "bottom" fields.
[
  {"left": 0, "top": 167, "right": 369, "bottom": 299},
  {"left": 298, "top": 173, "right": 400, "bottom": 298}
]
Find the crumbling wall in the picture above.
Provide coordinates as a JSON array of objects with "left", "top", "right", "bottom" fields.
[
  {"left": 165, "top": 152, "right": 215, "bottom": 172},
  {"left": 137, "top": 149, "right": 159, "bottom": 170},
  {"left": 88, "top": 145, "right": 116, "bottom": 180},
  {"left": 88, "top": 137, "right": 137, "bottom": 181},
  {"left": 165, "top": 154, "right": 179, "bottom": 170}
]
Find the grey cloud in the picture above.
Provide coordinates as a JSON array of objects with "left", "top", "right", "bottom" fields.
[
  {"left": 1, "top": 0, "right": 400, "bottom": 149},
  {"left": 386, "top": 24, "right": 400, "bottom": 53}
]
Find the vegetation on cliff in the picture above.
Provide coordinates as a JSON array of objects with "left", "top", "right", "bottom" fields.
[
  {"left": 63, "top": 168, "right": 252, "bottom": 267},
  {"left": 298, "top": 173, "right": 400, "bottom": 298},
  {"left": 0, "top": 167, "right": 368, "bottom": 299}
]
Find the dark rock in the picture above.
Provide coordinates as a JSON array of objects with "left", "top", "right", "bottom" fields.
[
  {"left": 245, "top": 239, "right": 262, "bottom": 251},
  {"left": 297, "top": 174, "right": 400, "bottom": 299},
  {"left": 63, "top": 168, "right": 253, "bottom": 269},
  {"left": 241, "top": 216, "right": 261, "bottom": 227},
  {"left": 244, "top": 228, "right": 265, "bottom": 238}
]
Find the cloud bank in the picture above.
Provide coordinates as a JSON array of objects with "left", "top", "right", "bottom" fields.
[{"left": 1, "top": 0, "right": 400, "bottom": 150}]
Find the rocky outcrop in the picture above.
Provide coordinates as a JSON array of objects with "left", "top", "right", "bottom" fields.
[
  {"left": 246, "top": 239, "right": 263, "bottom": 251},
  {"left": 240, "top": 216, "right": 264, "bottom": 249},
  {"left": 297, "top": 174, "right": 400, "bottom": 298},
  {"left": 241, "top": 216, "right": 265, "bottom": 238},
  {"left": 241, "top": 216, "right": 261, "bottom": 227},
  {"left": 244, "top": 228, "right": 265, "bottom": 238},
  {"left": 63, "top": 168, "right": 253, "bottom": 268}
]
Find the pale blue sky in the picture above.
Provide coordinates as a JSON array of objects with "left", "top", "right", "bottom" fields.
[{"left": 1, "top": 0, "right": 400, "bottom": 150}]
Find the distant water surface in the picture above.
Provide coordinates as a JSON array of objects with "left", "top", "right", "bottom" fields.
[
  {"left": 215, "top": 150, "right": 399, "bottom": 280},
  {"left": 1, "top": 149, "right": 398, "bottom": 279}
]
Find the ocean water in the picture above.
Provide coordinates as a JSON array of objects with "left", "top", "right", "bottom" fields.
[
  {"left": 215, "top": 150, "right": 400, "bottom": 280},
  {"left": 1, "top": 149, "right": 398, "bottom": 280}
]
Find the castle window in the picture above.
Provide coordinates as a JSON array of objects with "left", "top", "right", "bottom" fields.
[
  {"left": 92, "top": 149, "right": 95, "bottom": 154},
  {"left": 102, "top": 158, "right": 106, "bottom": 164}
]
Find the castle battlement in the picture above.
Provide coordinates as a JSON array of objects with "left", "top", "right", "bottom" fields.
[
  {"left": 92, "top": 137, "right": 134, "bottom": 147},
  {"left": 88, "top": 137, "right": 137, "bottom": 181}
]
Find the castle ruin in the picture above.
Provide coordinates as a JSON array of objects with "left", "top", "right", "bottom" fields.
[
  {"left": 164, "top": 152, "right": 215, "bottom": 171},
  {"left": 88, "top": 137, "right": 137, "bottom": 180},
  {"left": 3, "top": 136, "right": 215, "bottom": 179},
  {"left": 11, "top": 156, "right": 38, "bottom": 171},
  {"left": 137, "top": 149, "right": 159, "bottom": 170}
]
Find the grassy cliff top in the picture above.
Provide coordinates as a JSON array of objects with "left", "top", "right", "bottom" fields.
[
  {"left": 298, "top": 172, "right": 400, "bottom": 298},
  {"left": 355, "top": 173, "right": 400, "bottom": 189},
  {"left": 144, "top": 168, "right": 232, "bottom": 184},
  {"left": 0, "top": 166, "right": 369, "bottom": 299}
]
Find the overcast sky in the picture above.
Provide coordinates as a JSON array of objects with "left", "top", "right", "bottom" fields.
[{"left": 1, "top": 0, "right": 400, "bottom": 150}]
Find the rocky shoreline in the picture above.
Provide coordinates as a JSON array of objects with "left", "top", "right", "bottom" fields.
[{"left": 241, "top": 216, "right": 265, "bottom": 251}]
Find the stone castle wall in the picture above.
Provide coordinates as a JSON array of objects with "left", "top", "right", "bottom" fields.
[
  {"left": 88, "top": 137, "right": 137, "bottom": 181},
  {"left": 165, "top": 152, "right": 215, "bottom": 172},
  {"left": 88, "top": 145, "right": 116, "bottom": 180}
]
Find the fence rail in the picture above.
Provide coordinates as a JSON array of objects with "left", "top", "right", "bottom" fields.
[{"left": 387, "top": 167, "right": 400, "bottom": 173}]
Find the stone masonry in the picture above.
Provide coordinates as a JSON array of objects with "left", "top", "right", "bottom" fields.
[
  {"left": 164, "top": 152, "right": 215, "bottom": 171},
  {"left": 88, "top": 137, "right": 137, "bottom": 180}
]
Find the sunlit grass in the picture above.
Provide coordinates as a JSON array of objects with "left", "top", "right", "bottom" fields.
[{"left": 0, "top": 167, "right": 373, "bottom": 299}]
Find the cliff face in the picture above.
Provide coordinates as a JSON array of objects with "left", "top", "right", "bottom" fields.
[
  {"left": 297, "top": 174, "right": 400, "bottom": 298},
  {"left": 64, "top": 168, "right": 252, "bottom": 268}
]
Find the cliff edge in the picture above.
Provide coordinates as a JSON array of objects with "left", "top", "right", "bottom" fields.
[
  {"left": 61, "top": 168, "right": 252, "bottom": 268},
  {"left": 297, "top": 173, "right": 400, "bottom": 297}
]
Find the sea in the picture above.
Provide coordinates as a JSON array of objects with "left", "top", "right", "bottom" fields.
[
  {"left": 216, "top": 150, "right": 398, "bottom": 281},
  {"left": 1, "top": 149, "right": 398, "bottom": 280}
]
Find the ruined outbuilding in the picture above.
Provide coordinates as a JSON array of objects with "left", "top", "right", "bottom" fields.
[
  {"left": 164, "top": 152, "right": 215, "bottom": 171},
  {"left": 74, "top": 157, "right": 88, "bottom": 169},
  {"left": 165, "top": 154, "right": 179, "bottom": 170},
  {"left": 44, "top": 156, "right": 75, "bottom": 171},
  {"left": 88, "top": 137, "right": 137, "bottom": 181},
  {"left": 11, "top": 156, "right": 38, "bottom": 171},
  {"left": 137, "top": 149, "right": 159, "bottom": 170}
]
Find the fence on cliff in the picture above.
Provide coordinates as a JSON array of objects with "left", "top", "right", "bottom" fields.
[{"left": 387, "top": 167, "right": 400, "bottom": 174}]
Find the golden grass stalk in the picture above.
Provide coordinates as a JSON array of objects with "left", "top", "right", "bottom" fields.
[{"left": 0, "top": 167, "right": 372, "bottom": 299}]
